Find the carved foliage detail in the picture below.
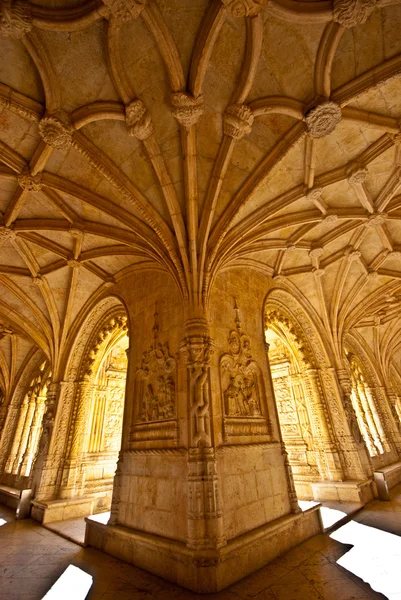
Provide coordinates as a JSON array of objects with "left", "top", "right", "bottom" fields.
[
  {"left": 224, "top": 104, "right": 254, "bottom": 139},
  {"left": 0, "top": 0, "right": 32, "bottom": 39},
  {"left": 171, "top": 92, "right": 204, "bottom": 128},
  {"left": 333, "top": 0, "right": 376, "bottom": 28},
  {"left": 305, "top": 102, "right": 341, "bottom": 138},
  {"left": 125, "top": 99, "right": 153, "bottom": 140}
]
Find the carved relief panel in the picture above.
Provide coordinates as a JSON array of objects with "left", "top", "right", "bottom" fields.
[
  {"left": 131, "top": 308, "right": 178, "bottom": 448},
  {"left": 220, "top": 300, "right": 271, "bottom": 442}
]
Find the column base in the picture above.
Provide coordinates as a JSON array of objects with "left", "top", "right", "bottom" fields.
[
  {"left": 310, "top": 479, "right": 375, "bottom": 504},
  {"left": 85, "top": 505, "right": 322, "bottom": 593}
]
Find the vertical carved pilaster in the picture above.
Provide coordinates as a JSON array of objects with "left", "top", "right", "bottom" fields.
[
  {"left": 304, "top": 367, "right": 344, "bottom": 481},
  {"left": 265, "top": 343, "right": 301, "bottom": 514},
  {"left": 33, "top": 382, "right": 64, "bottom": 499},
  {"left": 336, "top": 369, "right": 372, "bottom": 478},
  {"left": 180, "top": 318, "right": 225, "bottom": 550},
  {"left": 5, "top": 397, "right": 29, "bottom": 473},
  {"left": 20, "top": 395, "right": 46, "bottom": 476},
  {"left": 61, "top": 377, "right": 94, "bottom": 496},
  {"left": 373, "top": 386, "right": 401, "bottom": 455},
  {"left": 358, "top": 383, "right": 385, "bottom": 454}
]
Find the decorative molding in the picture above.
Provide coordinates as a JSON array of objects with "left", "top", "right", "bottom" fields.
[
  {"left": 224, "top": 104, "right": 254, "bottom": 139},
  {"left": 0, "top": 0, "right": 32, "bottom": 39},
  {"left": 125, "top": 99, "right": 153, "bottom": 140},
  {"left": 305, "top": 102, "right": 341, "bottom": 139},
  {"left": 221, "top": 0, "right": 267, "bottom": 17},
  {"left": 333, "top": 0, "right": 376, "bottom": 28},
  {"left": 171, "top": 92, "right": 204, "bottom": 128}
]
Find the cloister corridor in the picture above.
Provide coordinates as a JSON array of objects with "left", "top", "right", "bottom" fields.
[{"left": 0, "top": 483, "right": 400, "bottom": 600}]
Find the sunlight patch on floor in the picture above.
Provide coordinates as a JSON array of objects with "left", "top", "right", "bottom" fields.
[
  {"left": 331, "top": 520, "right": 401, "bottom": 599},
  {"left": 41, "top": 564, "right": 93, "bottom": 600},
  {"left": 0, "top": 518, "right": 7, "bottom": 526},
  {"left": 87, "top": 511, "right": 110, "bottom": 524}
]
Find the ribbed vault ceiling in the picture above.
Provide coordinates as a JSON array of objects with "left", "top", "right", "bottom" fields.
[{"left": 1, "top": 0, "right": 401, "bottom": 394}]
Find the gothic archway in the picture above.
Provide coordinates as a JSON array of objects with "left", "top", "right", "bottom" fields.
[
  {"left": 2, "top": 361, "right": 50, "bottom": 483},
  {"left": 264, "top": 287, "right": 372, "bottom": 500},
  {"left": 59, "top": 311, "right": 129, "bottom": 515}
]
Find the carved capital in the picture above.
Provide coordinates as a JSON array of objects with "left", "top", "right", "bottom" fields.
[
  {"left": 125, "top": 99, "right": 153, "bottom": 140},
  {"left": 67, "top": 259, "right": 81, "bottom": 268},
  {"left": 309, "top": 247, "right": 324, "bottom": 259},
  {"left": 312, "top": 267, "right": 325, "bottom": 278},
  {"left": 32, "top": 275, "right": 44, "bottom": 287},
  {"left": 224, "top": 103, "right": 254, "bottom": 139},
  {"left": 18, "top": 170, "right": 43, "bottom": 192},
  {"left": 101, "top": 0, "right": 147, "bottom": 21},
  {"left": 0, "top": 0, "right": 32, "bottom": 39},
  {"left": 221, "top": 0, "right": 267, "bottom": 17},
  {"left": 171, "top": 92, "right": 203, "bottom": 128},
  {"left": 333, "top": 0, "right": 376, "bottom": 28},
  {"left": 344, "top": 246, "right": 361, "bottom": 262},
  {"left": 305, "top": 102, "right": 341, "bottom": 138},
  {"left": 365, "top": 213, "right": 387, "bottom": 228},
  {"left": 0, "top": 322, "right": 13, "bottom": 340},
  {"left": 0, "top": 226, "right": 16, "bottom": 246},
  {"left": 347, "top": 165, "right": 368, "bottom": 185},
  {"left": 38, "top": 113, "right": 72, "bottom": 150},
  {"left": 180, "top": 335, "right": 214, "bottom": 368},
  {"left": 306, "top": 187, "right": 323, "bottom": 202}
]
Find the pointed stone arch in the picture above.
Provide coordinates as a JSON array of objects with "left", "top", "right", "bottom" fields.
[{"left": 264, "top": 287, "right": 373, "bottom": 501}]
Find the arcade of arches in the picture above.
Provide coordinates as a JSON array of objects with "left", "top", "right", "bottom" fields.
[{"left": 1, "top": 0, "right": 401, "bottom": 593}]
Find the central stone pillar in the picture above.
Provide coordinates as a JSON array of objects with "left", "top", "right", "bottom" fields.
[{"left": 85, "top": 269, "right": 321, "bottom": 593}]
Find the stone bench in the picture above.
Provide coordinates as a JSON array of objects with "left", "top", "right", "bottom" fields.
[
  {"left": 0, "top": 484, "right": 32, "bottom": 519},
  {"left": 374, "top": 461, "right": 401, "bottom": 501}
]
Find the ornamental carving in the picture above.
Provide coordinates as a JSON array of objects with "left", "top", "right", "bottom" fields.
[
  {"left": 102, "top": 0, "right": 147, "bottom": 21},
  {"left": 221, "top": 0, "right": 267, "bottom": 17},
  {"left": 0, "top": 322, "right": 13, "bottom": 339},
  {"left": 347, "top": 166, "right": 368, "bottom": 185},
  {"left": 136, "top": 307, "right": 176, "bottom": 423},
  {"left": 0, "top": 226, "right": 16, "bottom": 246},
  {"left": 305, "top": 102, "right": 341, "bottom": 139},
  {"left": 125, "top": 99, "right": 153, "bottom": 140},
  {"left": 333, "top": 0, "right": 376, "bottom": 28},
  {"left": 171, "top": 92, "right": 204, "bottom": 128},
  {"left": 38, "top": 114, "right": 72, "bottom": 150},
  {"left": 365, "top": 213, "right": 387, "bottom": 228},
  {"left": 18, "top": 171, "right": 43, "bottom": 192},
  {"left": 136, "top": 343, "right": 176, "bottom": 422},
  {"left": 0, "top": 0, "right": 32, "bottom": 39},
  {"left": 224, "top": 104, "right": 254, "bottom": 139},
  {"left": 221, "top": 300, "right": 262, "bottom": 417}
]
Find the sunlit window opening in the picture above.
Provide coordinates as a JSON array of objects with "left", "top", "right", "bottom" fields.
[{"left": 41, "top": 565, "right": 93, "bottom": 600}]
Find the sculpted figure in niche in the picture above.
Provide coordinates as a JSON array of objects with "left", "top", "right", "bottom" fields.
[
  {"left": 220, "top": 322, "right": 263, "bottom": 418},
  {"left": 136, "top": 340, "right": 176, "bottom": 423}
]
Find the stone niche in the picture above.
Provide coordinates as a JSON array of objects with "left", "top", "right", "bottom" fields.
[{"left": 85, "top": 268, "right": 321, "bottom": 593}]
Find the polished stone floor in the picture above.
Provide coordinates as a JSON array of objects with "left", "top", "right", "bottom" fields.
[{"left": 1, "top": 485, "right": 401, "bottom": 600}]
